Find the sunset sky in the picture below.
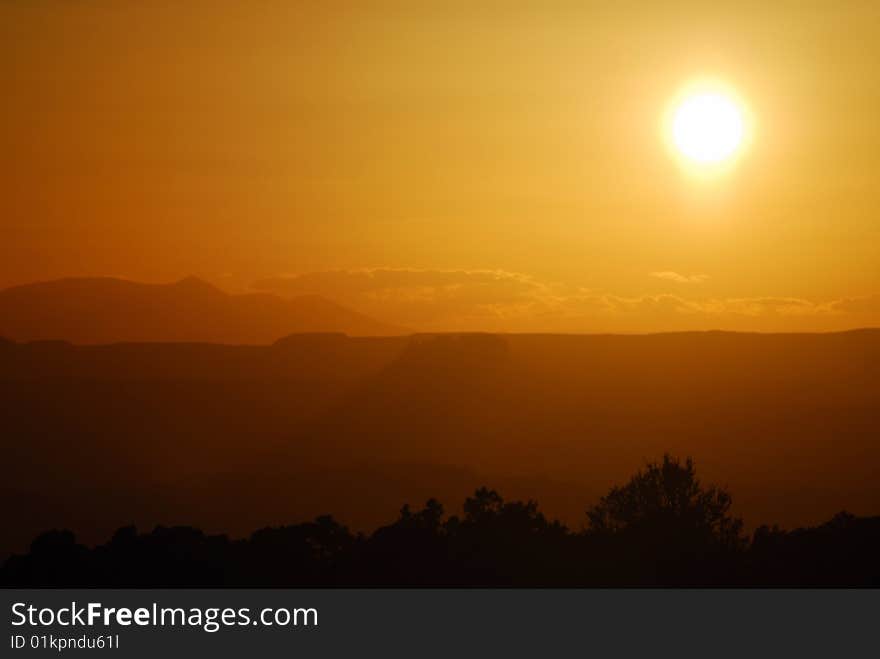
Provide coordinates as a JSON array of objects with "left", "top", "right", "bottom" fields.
[{"left": 3, "top": 1, "right": 879, "bottom": 332}]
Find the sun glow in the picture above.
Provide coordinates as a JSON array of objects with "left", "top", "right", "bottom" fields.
[{"left": 665, "top": 80, "right": 752, "bottom": 173}]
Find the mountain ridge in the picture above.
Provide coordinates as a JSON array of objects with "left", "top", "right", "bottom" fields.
[{"left": 0, "top": 276, "right": 408, "bottom": 344}]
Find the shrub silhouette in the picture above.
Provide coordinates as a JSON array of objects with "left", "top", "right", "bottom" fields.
[
  {"left": 587, "top": 454, "right": 744, "bottom": 546},
  {"left": 245, "top": 515, "right": 355, "bottom": 586},
  {"left": 361, "top": 500, "right": 449, "bottom": 585},
  {"left": 585, "top": 455, "right": 744, "bottom": 584},
  {"left": 448, "top": 488, "right": 570, "bottom": 585}
]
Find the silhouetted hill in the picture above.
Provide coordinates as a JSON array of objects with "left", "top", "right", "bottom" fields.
[
  {"left": 1, "top": 330, "right": 879, "bottom": 561},
  {"left": 0, "top": 277, "right": 406, "bottom": 344},
  {"left": 0, "top": 332, "right": 408, "bottom": 381}
]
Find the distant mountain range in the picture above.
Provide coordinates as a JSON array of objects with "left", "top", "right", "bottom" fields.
[{"left": 0, "top": 277, "right": 406, "bottom": 344}]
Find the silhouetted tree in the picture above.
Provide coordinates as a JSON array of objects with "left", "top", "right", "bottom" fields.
[
  {"left": 587, "top": 454, "right": 743, "bottom": 547},
  {"left": 362, "top": 499, "right": 449, "bottom": 585},
  {"left": 246, "top": 515, "right": 354, "bottom": 585},
  {"left": 749, "top": 511, "right": 880, "bottom": 586},
  {"left": 4, "top": 530, "right": 91, "bottom": 587},
  {"left": 585, "top": 455, "right": 745, "bottom": 584},
  {"left": 449, "top": 487, "right": 569, "bottom": 585}
]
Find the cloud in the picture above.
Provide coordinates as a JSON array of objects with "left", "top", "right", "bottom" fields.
[
  {"left": 252, "top": 269, "right": 558, "bottom": 326},
  {"left": 252, "top": 268, "right": 879, "bottom": 333},
  {"left": 705, "top": 297, "right": 828, "bottom": 316},
  {"left": 650, "top": 271, "right": 709, "bottom": 284},
  {"left": 554, "top": 294, "right": 831, "bottom": 319},
  {"left": 828, "top": 294, "right": 880, "bottom": 314}
]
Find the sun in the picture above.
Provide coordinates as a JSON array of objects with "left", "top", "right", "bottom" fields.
[
  {"left": 665, "top": 80, "right": 751, "bottom": 171},
  {"left": 673, "top": 93, "right": 744, "bottom": 164}
]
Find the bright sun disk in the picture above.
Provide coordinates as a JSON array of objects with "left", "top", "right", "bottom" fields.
[{"left": 670, "top": 88, "right": 746, "bottom": 165}]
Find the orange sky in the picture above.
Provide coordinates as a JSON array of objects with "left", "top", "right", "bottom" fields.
[{"left": 3, "top": 1, "right": 879, "bottom": 332}]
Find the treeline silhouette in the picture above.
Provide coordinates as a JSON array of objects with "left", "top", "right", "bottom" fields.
[{"left": 3, "top": 456, "right": 878, "bottom": 587}]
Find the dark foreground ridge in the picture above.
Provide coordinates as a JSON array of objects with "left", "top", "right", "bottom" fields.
[{"left": 3, "top": 456, "right": 878, "bottom": 587}]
